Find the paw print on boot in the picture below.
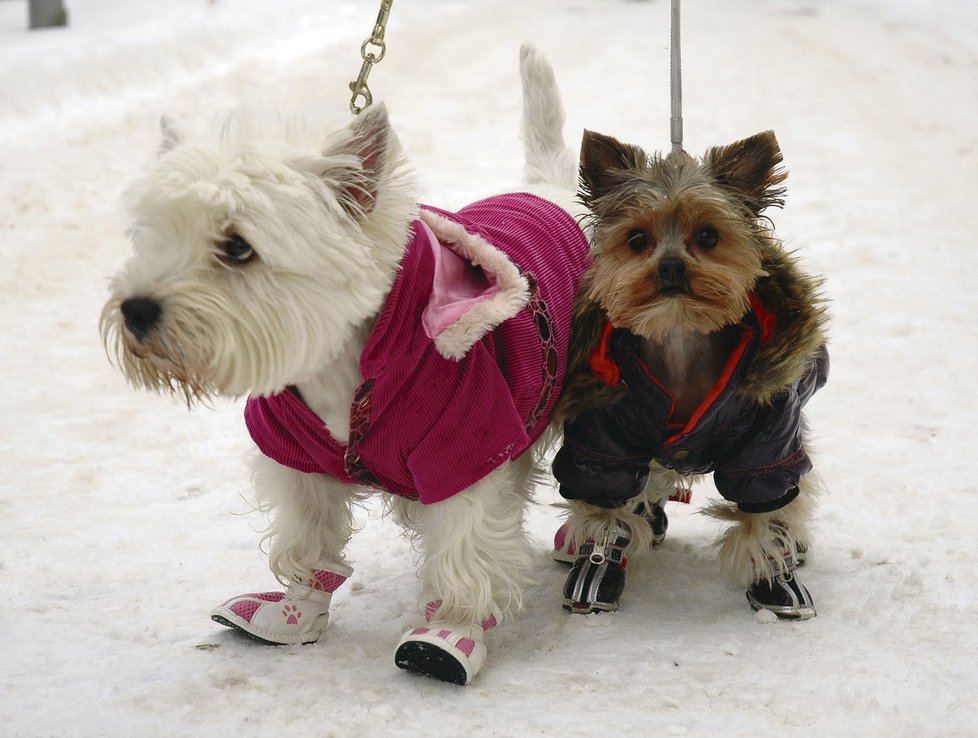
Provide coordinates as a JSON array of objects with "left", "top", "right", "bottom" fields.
[{"left": 282, "top": 604, "right": 302, "bottom": 625}]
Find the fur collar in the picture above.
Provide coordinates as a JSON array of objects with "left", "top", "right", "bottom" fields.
[
  {"left": 418, "top": 208, "right": 530, "bottom": 361},
  {"left": 738, "top": 236, "right": 828, "bottom": 405}
]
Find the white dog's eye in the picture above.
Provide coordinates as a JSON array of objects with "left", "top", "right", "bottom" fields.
[{"left": 219, "top": 234, "right": 256, "bottom": 265}]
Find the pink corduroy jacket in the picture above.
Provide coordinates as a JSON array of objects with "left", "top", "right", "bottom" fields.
[{"left": 245, "top": 193, "right": 589, "bottom": 504}]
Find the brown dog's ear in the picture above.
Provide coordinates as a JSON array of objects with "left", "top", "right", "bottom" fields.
[
  {"left": 704, "top": 130, "right": 787, "bottom": 214},
  {"left": 579, "top": 129, "right": 647, "bottom": 205}
]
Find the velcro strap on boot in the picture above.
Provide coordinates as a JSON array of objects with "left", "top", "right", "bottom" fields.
[{"left": 764, "top": 546, "right": 798, "bottom": 578}]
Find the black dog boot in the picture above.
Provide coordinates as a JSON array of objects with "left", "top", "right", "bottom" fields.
[
  {"left": 746, "top": 534, "right": 815, "bottom": 620},
  {"left": 633, "top": 498, "right": 668, "bottom": 546},
  {"left": 562, "top": 524, "right": 630, "bottom": 614}
]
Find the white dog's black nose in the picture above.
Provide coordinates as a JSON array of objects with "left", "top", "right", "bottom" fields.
[{"left": 120, "top": 297, "right": 161, "bottom": 340}]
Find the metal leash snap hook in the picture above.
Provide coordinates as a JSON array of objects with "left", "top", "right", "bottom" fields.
[
  {"left": 361, "top": 38, "right": 386, "bottom": 63},
  {"left": 349, "top": 0, "right": 394, "bottom": 114},
  {"left": 349, "top": 86, "right": 372, "bottom": 115}
]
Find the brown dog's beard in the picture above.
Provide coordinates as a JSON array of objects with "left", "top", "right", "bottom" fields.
[{"left": 586, "top": 238, "right": 763, "bottom": 342}]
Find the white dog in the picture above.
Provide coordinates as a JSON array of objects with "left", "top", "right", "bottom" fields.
[{"left": 101, "top": 46, "right": 586, "bottom": 685}]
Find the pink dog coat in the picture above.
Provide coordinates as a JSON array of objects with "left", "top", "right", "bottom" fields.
[{"left": 245, "top": 193, "right": 589, "bottom": 504}]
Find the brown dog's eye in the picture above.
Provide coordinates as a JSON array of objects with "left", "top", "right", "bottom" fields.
[
  {"left": 220, "top": 234, "right": 256, "bottom": 265},
  {"left": 626, "top": 228, "right": 653, "bottom": 253},
  {"left": 695, "top": 226, "right": 718, "bottom": 250}
]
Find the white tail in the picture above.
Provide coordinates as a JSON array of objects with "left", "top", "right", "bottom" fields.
[{"left": 519, "top": 44, "right": 577, "bottom": 190}]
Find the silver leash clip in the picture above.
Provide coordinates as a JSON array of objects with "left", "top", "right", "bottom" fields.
[{"left": 349, "top": 0, "right": 394, "bottom": 114}]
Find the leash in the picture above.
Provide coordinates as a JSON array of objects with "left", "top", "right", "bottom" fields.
[
  {"left": 349, "top": 0, "right": 394, "bottom": 114},
  {"left": 348, "top": 0, "right": 683, "bottom": 149},
  {"left": 670, "top": 0, "right": 683, "bottom": 153}
]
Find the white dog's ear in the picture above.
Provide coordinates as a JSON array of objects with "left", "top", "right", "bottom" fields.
[
  {"left": 329, "top": 103, "right": 392, "bottom": 215},
  {"left": 158, "top": 116, "right": 184, "bottom": 156}
]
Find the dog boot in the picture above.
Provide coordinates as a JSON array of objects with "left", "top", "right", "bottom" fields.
[
  {"left": 394, "top": 601, "right": 500, "bottom": 686},
  {"left": 551, "top": 521, "right": 579, "bottom": 563},
  {"left": 635, "top": 498, "right": 669, "bottom": 546},
  {"left": 746, "top": 530, "right": 815, "bottom": 620},
  {"left": 552, "top": 500, "right": 666, "bottom": 563},
  {"left": 795, "top": 541, "right": 809, "bottom": 566},
  {"left": 210, "top": 562, "right": 353, "bottom": 645},
  {"left": 562, "top": 524, "right": 630, "bottom": 613}
]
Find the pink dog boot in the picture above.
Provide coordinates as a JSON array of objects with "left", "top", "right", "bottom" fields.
[
  {"left": 551, "top": 521, "right": 579, "bottom": 563},
  {"left": 210, "top": 563, "right": 352, "bottom": 645},
  {"left": 394, "top": 601, "right": 500, "bottom": 685}
]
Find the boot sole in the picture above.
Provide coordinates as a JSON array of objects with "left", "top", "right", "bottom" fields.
[
  {"left": 210, "top": 614, "right": 321, "bottom": 645},
  {"left": 747, "top": 600, "right": 817, "bottom": 620},
  {"left": 562, "top": 599, "right": 619, "bottom": 614},
  {"left": 746, "top": 590, "right": 817, "bottom": 621},
  {"left": 394, "top": 640, "right": 468, "bottom": 685}
]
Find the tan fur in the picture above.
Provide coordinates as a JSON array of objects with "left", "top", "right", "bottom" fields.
[
  {"left": 557, "top": 461, "right": 687, "bottom": 559},
  {"left": 563, "top": 501, "right": 656, "bottom": 556},
  {"left": 556, "top": 127, "right": 829, "bottom": 596},
  {"left": 551, "top": 277, "right": 629, "bottom": 423},
  {"left": 704, "top": 472, "right": 822, "bottom": 587},
  {"left": 740, "top": 239, "right": 828, "bottom": 405}
]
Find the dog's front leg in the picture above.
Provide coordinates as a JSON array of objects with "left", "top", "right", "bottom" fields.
[
  {"left": 394, "top": 457, "right": 534, "bottom": 685},
  {"left": 210, "top": 454, "right": 362, "bottom": 645},
  {"left": 554, "top": 460, "right": 679, "bottom": 614},
  {"left": 708, "top": 470, "right": 821, "bottom": 620}
]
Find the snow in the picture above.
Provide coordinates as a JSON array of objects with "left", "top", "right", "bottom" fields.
[{"left": 2, "top": 0, "right": 977, "bottom": 735}]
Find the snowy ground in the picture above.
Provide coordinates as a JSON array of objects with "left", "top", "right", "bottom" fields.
[{"left": 2, "top": 0, "right": 977, "bottom": 736}]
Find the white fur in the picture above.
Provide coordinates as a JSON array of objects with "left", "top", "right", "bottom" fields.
[
  {"left": 101, "top": 46, "right": 582, "bottom": 671},
  {"left": 410, "top": 453, "right": 536, "bottom": 623},
  {"left": 101, "top": 104, "right": 414, "bottom": 400},
  {"left": 519, "top": 44, "right": 578, "bottom": 192}
]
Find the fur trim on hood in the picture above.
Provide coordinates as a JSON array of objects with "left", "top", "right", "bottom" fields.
[
  {"left": 417, "top": 208, "right": 531, "bottom": 361},
  {"left": 739, "top": 235, "right": 828, "bottom": 406}
]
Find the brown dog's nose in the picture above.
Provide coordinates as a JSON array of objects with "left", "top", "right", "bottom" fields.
[
  {"left": 657, "top": 258, "right": 686, "bottom": 284},
  {"left": 120, "top": 297, "right": 161, "bottom": 340}
]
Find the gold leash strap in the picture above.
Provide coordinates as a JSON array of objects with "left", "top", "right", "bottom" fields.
[{"left": 349, "top": 0, "right": 394, "bottom": 114}]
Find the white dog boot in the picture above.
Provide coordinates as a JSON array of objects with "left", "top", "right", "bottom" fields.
[
  {"left": 211, "top": 562, "right": 353, "bottom": 645},
  {"left": 394, "top": 601, "right": 501, "bottom": 685}
]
